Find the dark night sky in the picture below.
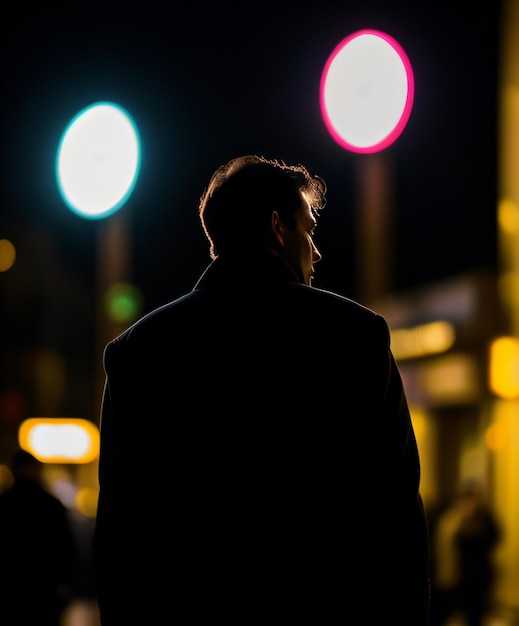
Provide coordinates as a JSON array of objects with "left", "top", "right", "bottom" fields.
[{"left": 2, "top": 0, "right": 501, "bottom": 312}]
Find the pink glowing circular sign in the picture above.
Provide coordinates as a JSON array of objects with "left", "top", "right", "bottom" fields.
[{"left": 320, "top": 29, "right": 414, "bottom": 153}]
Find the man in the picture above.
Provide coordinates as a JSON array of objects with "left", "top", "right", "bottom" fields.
[
  {"left": 430, "top": 481, "right": 500, "bottom": 626},
  {"left": 93, "top": 155, "right": 431, "bottom": 624},
  {"left": 0, "top": 449, "right": 78, "bottom": 626}
]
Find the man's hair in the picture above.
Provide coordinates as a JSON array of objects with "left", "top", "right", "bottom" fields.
[{"left": 199, "top": 155, "right": 327, "bottom": 259}]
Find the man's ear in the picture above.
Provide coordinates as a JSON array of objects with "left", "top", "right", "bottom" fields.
[{"left": 271, "top": 211, "right": 285, "bottom": 246}]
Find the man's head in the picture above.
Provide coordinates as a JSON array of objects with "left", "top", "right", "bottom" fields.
[
  {"left": 11, "top": 449, "right": 42, "bottom": 482},
  {"left": 199, "top": 155, "right": 327, "bottom": 285}
]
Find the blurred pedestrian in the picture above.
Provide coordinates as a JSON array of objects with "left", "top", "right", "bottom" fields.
[
  {"left": 0, "top": 448, "right": 79, "bottom": 626},
  {"left": 93, "top": 154, "right": 431, "bottom": 625},
  {"left": 430, "top": 480, "right": 501, "bottom": 626}
]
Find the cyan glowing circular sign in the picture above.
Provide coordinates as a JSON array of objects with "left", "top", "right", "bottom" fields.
[
  {"left": 320, "top": 30, "right": 414, "bottom": 154},
  {"left": 56, "top": 101, "right": 141, "bottom": 219}
]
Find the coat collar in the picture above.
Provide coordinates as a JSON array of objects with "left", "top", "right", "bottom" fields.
[{"left": 193, "top": 253, "right": 301, "bottom": 291}]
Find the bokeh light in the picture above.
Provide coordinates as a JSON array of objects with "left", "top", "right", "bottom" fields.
[
  {"left": 104, "top": 281, "right": 144, "bottom": 323},
  {"left": 489, "top": 336, "right": 519, "bottom": 399},
  {"left": 56, "top": 101, "right": 141, "bottom": 219},
  {"left": 0, "top": 239, "right": 16, "bottom": 272},
  {"left": 320, "top": 29, "right": 414, "bottom": 153},
  {"left": 18, "top": 417, "right": 100, "bottom": 463}
]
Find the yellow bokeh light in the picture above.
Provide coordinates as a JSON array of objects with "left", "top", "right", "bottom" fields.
[
  {"left": 485, "top": 421, "right": 508, "bottom": 451},
  {"left": 489, "top": 336, "right": 519, "bottom": 399},
  {"left": 498, "top": 198, "right": 519, "bottom": 234},
  {"left": 75, "top": 486, "right": 99, "bottom": 518},
  {"left": 18, "top": 417, "right": 100, "bottom": 463},
  {"left": 391, "top": 320, "right": 455, "bottom": 361},
  {"left": 0, "top": 239, "right": 16, "bottom": 272}
]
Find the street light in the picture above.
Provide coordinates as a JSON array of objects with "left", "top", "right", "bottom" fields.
[
  {"left": 55, "top": 100, "right": 142, "bottom": 401},
  {"left": 55, "top": 101, "right": 142, "bottom": 497},
  {"left": 55, "top": 101, "right": 141, "bottom": 219},
  {"left": 320, "top": 29, "right": 414, "bottom": 154},
  {"left": 320, "top": 29, "right": 414, "bottom": 303}
]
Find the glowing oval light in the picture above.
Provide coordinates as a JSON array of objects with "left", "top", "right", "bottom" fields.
[
  {"left": 18, "top": 417, "right": 100, "bottom": 463},
  {"left": 320, "top": 29, "right": 414, "bottom": 153},
  {"left": 56, "top": 101, "right": 141, "bottom": 219}
]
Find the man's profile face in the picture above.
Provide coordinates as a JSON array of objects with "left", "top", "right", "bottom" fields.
[{"left": 279, "top": 196, "right": 321, "bottom": 286}]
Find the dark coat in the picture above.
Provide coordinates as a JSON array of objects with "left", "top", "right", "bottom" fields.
[{"left": 93, "top": 253, "right": 431, "bottom": 625}]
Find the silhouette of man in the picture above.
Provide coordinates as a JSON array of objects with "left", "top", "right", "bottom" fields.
[
  {"left": 431, "top": 480, "right": 500, "bottom": 626},
  {"left": 93, "top": 155, "right": 431, "bottom": 625},
  {"left": 0, "top": 448, "right": 79, "bottom": 626}
]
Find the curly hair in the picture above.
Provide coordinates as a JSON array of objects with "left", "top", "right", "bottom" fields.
[{"left": 199, "top": 155, "right": 327, "bottom": 259}]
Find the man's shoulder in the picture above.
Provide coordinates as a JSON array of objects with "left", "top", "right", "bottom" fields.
[
  {"left": 105, "top": 290, "right": 204, "bottom": 352},
  {"left": 105, "top": 282, "right": 386, "bottom": 356},
  {"left": 291, "top": 283, "right": 382, "bottom": 320}
]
